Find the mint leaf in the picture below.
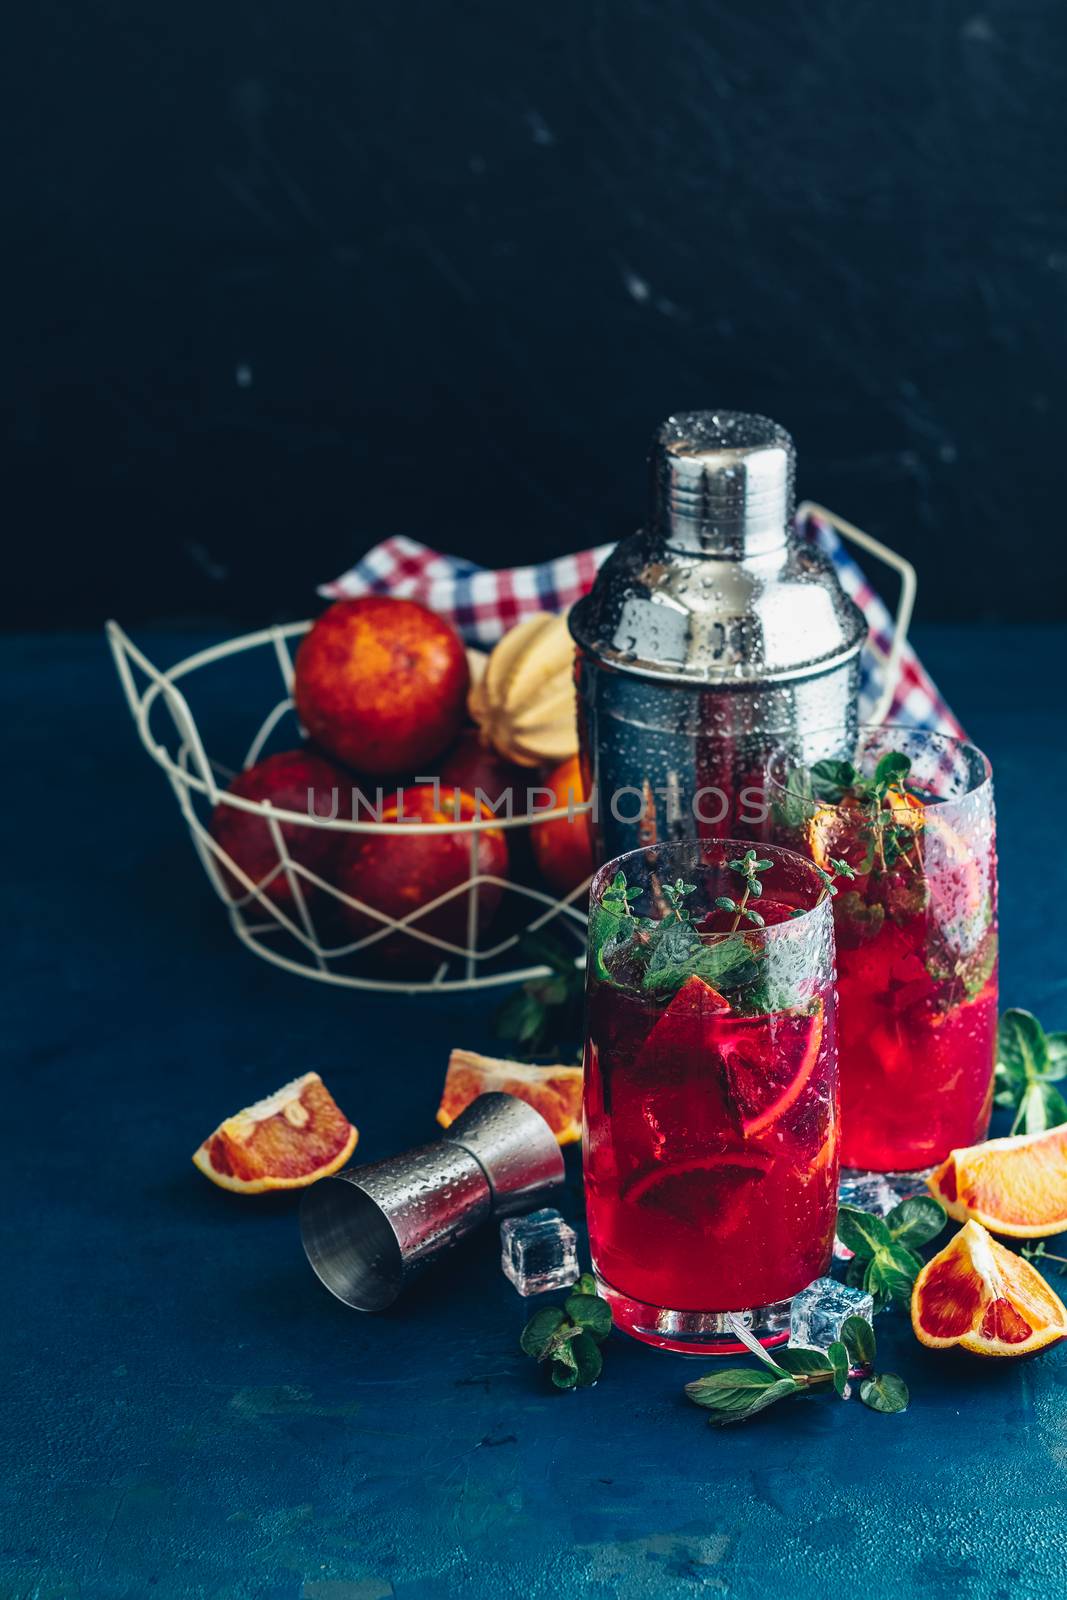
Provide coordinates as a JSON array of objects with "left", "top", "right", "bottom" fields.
[
  {"left": 685, "top": 1369, "right": 799, "bottom": 1426},
  {"left": 859, "top": 1373, "right": 909, "bottom": 1414},
  {"left": 873, "top": 752, "right": 911, "bottom": 790},
  {"left": 520, "top": 1307, "right": 567, "bottom": 1359},
  {"left": 885, "top": 1195, "right": 946, "bottom": 1250},
  {"left": 574, "top": 1272, "right": 598, "bottom": 1297},
  {"left": 641, "top": 918, "right": 702, "bottom": 991},
  {"left": 996, "top": 1009, "right": 1067, "bottom": 1132},
  {"left": 827, "top": 1341, "right": 850, "bottom": 1397},
  {"left": 563, "top": 1292, "right": 612, "bottom": 1343},
  {"left": 840, "top": 1315, "right": 876, "bottom": 1369},
  {"left": 844, "top": 1254, "right": 868, "bottom": 1290},
  {"left": 568, "top": 1331, "right": 603, "bottom": 1387},
  {"left": 1046, "top": 1033, "right": 1067, "bottom": 1078},
  {"left": 998, "top": 1009, "right": 1049, "bottom": 1084},
  {"left": 642, "top": 923, "right": 753, "bottom": 998},
  {"left": 550, "top": 1339, "right": 579, "bottom": 1389},
  {"left": 866, "top": 1246, "right": 920, "bottom": 1309},
  {"left": 1019, "top": 1079, "right": 1067, "bottom": 1135},
  {"left": 836, "top": 1206, "right": 893, "bottom": 1259},
  {"left": 809, "top": 758, "right": 856, "bottom": 803},
  {"left": 685, "top": 1368, "right": 781, "bottom": 1407},
  {"left": 774, "top": 1347, "right": 834, "bottom": 1379}
]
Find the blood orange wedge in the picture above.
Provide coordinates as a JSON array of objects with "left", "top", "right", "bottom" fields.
[
  {"left": 193, "top": 1072, "right": 358, "bottom": 1194},
  {"left": 911, "top": 1219, "right": 1067, "bottom": 1356},
  {"left": 436, "top": 1049, "right": 583, "bottom": 1145},
  {"left": 927, "top": 1124, "right": 1067, "bottom": 1238},
  {"left": 639, "top": 983, "right": 823, "bottom": 1139}
]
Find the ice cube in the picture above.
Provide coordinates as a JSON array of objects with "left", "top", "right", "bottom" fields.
[
  {"left": 789, "top": 1277, "right": 875, "bottom": 1352},
  {"left": 500, "top": 1208, "right": 579, "bottom": 1296},
  {"left": 838, "top": 1173, "right": 900, "bottom": 1214}
]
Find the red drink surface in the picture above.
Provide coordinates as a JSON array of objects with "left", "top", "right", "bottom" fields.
[
  {"left": 835, "top": 910, "right": 997, "bottom": 1170},
  {"left": 583, "top": 974, "right": 838, "bottom": 1313}
]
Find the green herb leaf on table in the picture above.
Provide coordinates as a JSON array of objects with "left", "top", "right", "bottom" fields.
[
  {"left": 520, "top": 1276, "right": 613, "bottom": 1391},
  {"left": 995, "top": 1009, "right": 1067, "bottom": 1134},
  {"left": 885, "top": 1195, "right": 951, "bottom": 1250},
  {"left": 1021, "top": 1242, "right": 1067, "bottom": 1276},
  {"left": 683, "top": 1316, "right": 909, "bottom": 1427},
  {"left": 519, "top": 1306, "right": 568, "bottom": 1359},
  {"left": 859, "top": 1373, "right": 909, "bottom": 1414},
  {"left": 840, "top": 1314, "right": 877, "bottom": 1369},
  {"left": 685, "top": 1370, "right": 801, "bottom": 1427},
  {"left": 837, "top": 1197, "right": 946, "bottom": 1311},
  {"left": 836, "top": 1206, "right": 893, "bottom": 1257},
  {"left": 774, "top": 1347, "right": 835, "bottom": 1378},
  {"left": 563, "top": 1292, "right": 613, "bottom": 1342},
  {"left": 549, "top": 1337, "right": 580, "bottom": 1389},
  {"left": 567, "top": 1331, "right": 604, "bottom": 1388},
  {"left": 865, "top": 1248, "right": 921, "bottom": 1310},
  {"left": 827, "top": 1341, "right": 851, "bottom": 1397}
]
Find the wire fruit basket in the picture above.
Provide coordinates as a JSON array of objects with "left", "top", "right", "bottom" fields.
[{"left": 107, "top": 620, "right": 592, "bottom": 995}]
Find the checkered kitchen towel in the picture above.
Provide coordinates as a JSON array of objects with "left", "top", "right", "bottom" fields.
[{"left": 320, "top": 509, "right": 962, "bottom": 737}]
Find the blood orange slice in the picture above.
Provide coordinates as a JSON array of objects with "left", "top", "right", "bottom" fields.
[
  {"left": 927, "top": 1124, "right": 1067, "bottom": 1238},
  {"left": 193, "top": 1072, "right": 358, "bottom": 1194},
  {"left": 436, "top": 1049, "right": 583, "bottom": 1145},
  {"left": 721, "top": 1002, "right": 824, "bottom": 1137},
  {"left": 623, "top": 1150, "right": 775, "bottom": 1228},
  {"left": 911, "top": 1219, "right": 1067, "bottom": 1356}
]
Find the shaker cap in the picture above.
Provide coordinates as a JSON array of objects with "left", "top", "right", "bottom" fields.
[
  {"left": 653, "top": 410, "right": 794, "bottom": 557},
  {"left": 569, "top": 409, "right": 867, "bottom": 686}
]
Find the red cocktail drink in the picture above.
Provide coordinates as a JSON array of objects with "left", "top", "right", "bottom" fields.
[
  {"left": 583, "top": 842, "right": 839, "bottom": 1353},
  {"left": 769, "top": 729, "right": 997, "bottom": 1175}
]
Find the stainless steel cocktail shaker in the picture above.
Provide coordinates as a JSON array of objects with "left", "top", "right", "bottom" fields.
[{"left": 569, "top": 411, "right": 867, "bottom": 861}]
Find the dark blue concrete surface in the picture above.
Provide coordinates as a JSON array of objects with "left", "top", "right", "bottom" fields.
[{"left": 4, "top": 625, "right": 1067, "bottom": 1600}]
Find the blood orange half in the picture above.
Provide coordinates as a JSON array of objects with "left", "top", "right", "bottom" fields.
[
  {"left": 193, "top": 1072, "right": 358, "bottom": 1194},
  {"left": 436, "top": 1049, "right": 583, "bottom": 1145},
  {"left": 911, "top": 1219, "right": 1067, "bottom": 1357},
  {"left": 927, "top": 1124, "right": 1067, "bottom": 1238}
]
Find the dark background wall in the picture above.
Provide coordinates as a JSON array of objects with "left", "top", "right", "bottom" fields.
[{"left": 9, "top": 0, "right": 1067, "bottom": 629}]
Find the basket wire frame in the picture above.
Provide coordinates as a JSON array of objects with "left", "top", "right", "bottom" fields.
[{"left": 107, "top": 620, "right": 591, "bottom": 995}]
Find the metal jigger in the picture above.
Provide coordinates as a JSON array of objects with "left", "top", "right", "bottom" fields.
[{"left": 300, "top": 1092, "right": 565, "bottom": 1312}]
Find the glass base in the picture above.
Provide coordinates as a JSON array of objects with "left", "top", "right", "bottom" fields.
[{"left": 593, "top": 1269, "right": 793, "bottom": 1355}]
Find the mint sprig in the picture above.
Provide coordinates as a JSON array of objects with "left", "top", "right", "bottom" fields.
[
  {"left": 995, "top": 1008, "right": 1067, "bottom": 1134},
  {"left": 714, "top": 850, "right": 773, "bottom": 931},
  {"left": 684, "top": 1314, "right": 908, "bottom": 1426},
  {"left": 838, "top": 1196, "right": 947, "bottom": 1311},
  {"left": 519, "top": 1273, "right": 612, "bottom": 1390}
]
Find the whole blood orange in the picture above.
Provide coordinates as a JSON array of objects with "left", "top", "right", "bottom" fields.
[
  {"left": 927, "top": 1124, "right": 1067, "bottom": 1238},
  {"left": 530, "top": 754, "right": 594, "bottom": 895},
  {"left": 911, "top": 1219, "right": 1067, "bottom": 1356},
  {"left": 209, "top": 749, "right": 347, "bottom": 910},
  {"left": 437, "top": 1048, "right": 583, "bottom": 1145},
  {"left": 193, "top": 1072, "right": 358, "bottom": 1194},
  {"left": 334, "top": 786, "right": 508, "bottom": 968},
  {"left": 294, "top": 596, "right": 469, "bottom": 776}
]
